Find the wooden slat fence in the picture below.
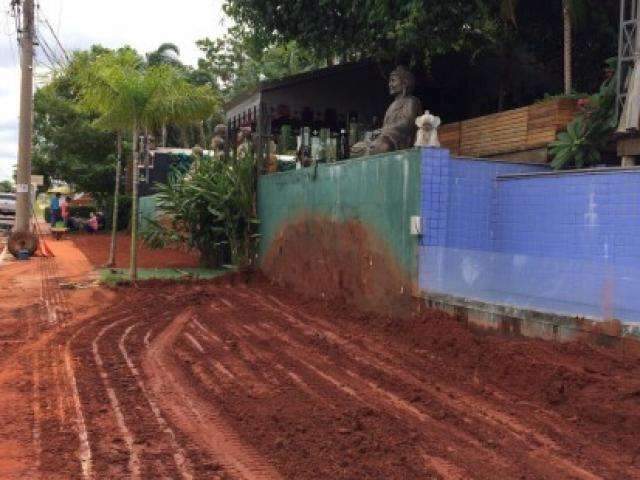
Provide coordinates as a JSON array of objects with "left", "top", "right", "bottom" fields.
[{"left": 439, "top": 98, "right": 578, "bottom": 159}]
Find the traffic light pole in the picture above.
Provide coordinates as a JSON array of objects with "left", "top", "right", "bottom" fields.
[{"left": 15, "top": 0, "right": 35, "bottom": 234}]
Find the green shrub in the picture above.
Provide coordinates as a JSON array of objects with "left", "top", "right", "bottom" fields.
[
  {"left": 141, "top": 154, "right": 259, "bottom": 268},
  {"left": 550, "top": 60, "right": 617, "bottom": 170}
]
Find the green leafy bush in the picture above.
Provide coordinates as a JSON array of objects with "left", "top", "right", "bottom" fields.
[
  {"left": 550, "top": 62, "right": 617, "bottom": 170},
  {"left": 141, "top": 154, "right": 259, "bottom": 267}
]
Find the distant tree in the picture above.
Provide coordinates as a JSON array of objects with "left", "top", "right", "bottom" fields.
[
  {"left": 0, "top": 180, "right": 13, "bottom": 192},
  {"left": 144, "top": 42, "right": 222, "bottom": 147},
  {"left": 146, "top": 42, "right": 182, "bottom": 67},
  {"left": 196, "top": 26, "right": 324, "bottom": 100},
  {"left": 32, "top": 46, "right": 118, "bottom": 197}
]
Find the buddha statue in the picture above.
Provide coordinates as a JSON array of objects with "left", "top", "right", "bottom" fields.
[
  {"left": 211, "top": 124, "right": 227, "bottom": 160},
  {"left": 351, "top": 66, "right": 422, "bottom": 157}
]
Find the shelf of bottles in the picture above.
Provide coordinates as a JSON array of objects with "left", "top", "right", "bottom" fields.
[{"left": 273, "top": 116, "right": 375, "bottom": 172}]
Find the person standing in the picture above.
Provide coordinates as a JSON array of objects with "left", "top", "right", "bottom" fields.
[
  {"left": 50, "top": 192, "right": 61, "bottom": 226},
  {"left": 85, "top": 212, "right": 98, "bottom": 234}
]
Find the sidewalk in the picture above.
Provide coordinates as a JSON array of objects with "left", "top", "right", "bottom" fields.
[{"left": 0, "top": 233, "right": 97, "bottom": 314}]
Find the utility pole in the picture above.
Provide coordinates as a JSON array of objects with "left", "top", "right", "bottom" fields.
[{"left": 14, "top": 0, "right": 35, "bottom": 234}]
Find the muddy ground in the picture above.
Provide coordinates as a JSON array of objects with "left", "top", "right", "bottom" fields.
[{"left": 0, "top": 240, "right": 639, "bottom": 479}]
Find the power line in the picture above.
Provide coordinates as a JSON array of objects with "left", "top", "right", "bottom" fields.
[
  {"left": 35, "top": 33, "right": 60, "bottom": 69},
  {"left": 32, "top": 1, "right": 68, "bottom": 69},
  {"left": 41, "top": 15, "right": 67, "bottom": 62},
  {"left": 3, "top": 7, "right": 20, "bottom": 66}
]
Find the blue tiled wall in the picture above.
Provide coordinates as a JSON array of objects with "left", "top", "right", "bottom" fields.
[
  {"left": 418, "top": 148, "right": 640, "bottom": 327},
  {"left": 492, "top": 171, "right": 640, "bottom": 324},
  {"left": 419, "top": 148, "right": 546, "bottom": 304}
]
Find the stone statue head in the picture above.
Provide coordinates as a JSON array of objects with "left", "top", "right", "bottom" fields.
[
  {"left": 213, "top": 124, "right": 227, "bottom": 137},
  {"left": 389, "top": 66, "right": 415, "bottom": 97}
]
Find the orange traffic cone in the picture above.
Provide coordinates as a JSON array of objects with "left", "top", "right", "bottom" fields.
[{"left": 38, "top": 236, "right": 55, "bottom": 257}]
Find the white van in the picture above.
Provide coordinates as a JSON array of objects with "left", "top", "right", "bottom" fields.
[{"left": 0, "top": 193, "right": 16, "bottom": 230}]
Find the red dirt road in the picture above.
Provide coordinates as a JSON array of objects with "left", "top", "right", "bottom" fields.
[
  {"left": 70, "top": 232, "right": 200, "bottom": 268},
  {"left": 1, "top": 241, "right": 640, "bottom": 479}
]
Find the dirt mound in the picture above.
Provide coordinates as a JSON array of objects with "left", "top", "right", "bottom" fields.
[{"left": 261, "top": 217, "right": 415, "bottom": 315}]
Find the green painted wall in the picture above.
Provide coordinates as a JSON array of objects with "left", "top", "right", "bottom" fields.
[
  {"left": 258, "top": 148, "right": 422, "bottom": 280},
  {"left": 138, "top": 195, "right": 158, "bottom": 231}
]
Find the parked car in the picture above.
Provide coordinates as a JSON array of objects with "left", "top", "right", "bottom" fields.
[{"left": 0, "top": 193, "right": 16, "bottom": 230}]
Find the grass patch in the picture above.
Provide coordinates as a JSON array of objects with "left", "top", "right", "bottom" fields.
[{"left": 99, "top": 267, "right": 228, "bottom": 285}]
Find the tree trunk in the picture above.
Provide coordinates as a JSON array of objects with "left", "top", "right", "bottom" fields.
[
  {"left": 199, "top": 120, "right": 206, "bottom": 146},
  {"left": 106, "top": 132, "right": 122, "bottom": 267},
  {"left": 563, "top": 0, "right": 572, "bottom": 95},
  {"left": 124, "top": 156, "right": 133, "bottom": 194},
  {"left": 161, "top": 122, "right": 167, "bottom": 147},
  {"left": 180, "top": 126, "right": 189, "bottom": 148},
  {"left": 130, "top": 126, "right": 139, "bottom": 282}
]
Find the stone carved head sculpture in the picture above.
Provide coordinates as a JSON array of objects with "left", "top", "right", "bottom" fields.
[
  {"left": 389, "top": 65, "right": 416, "bottom": 97},
  {"left": 211, "top": 124, "right": 227, "bottom": 154}
]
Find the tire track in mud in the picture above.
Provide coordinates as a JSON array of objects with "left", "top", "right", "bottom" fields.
[
  {"left": 93, "top": 316, "right": 195, "bottom": 479},
  {"left": 32, "top": 287, "right": 178, "bottom": 479},
  {"left": 118, "top": 323, "right": 194, "bottom": 480},
  {"left": 248, "top": 290, "right": 626, "bottom": 479},
  {"left": 257, "top": 291, "right": 630, "bottom": 479},
  {"left": 175, "top": 285, "right": 625, "bottom": 479},
  {"left": 19, "top": 277, "right": 640, "bottom": 480},
  {"left": 144, "top": 310, "right": 284, "bottom": 480},
  {"left": 92, "top": 320, "right": 142, "bottom": 479},
  {"left": 38, "top": 289, "right": 245, "bottom": 479},
  {"left": 62, "top": 305, "right": 197, "bottom": 479},
  {"left": 185, "top": 291, "right": 506, "bottom": 478}
]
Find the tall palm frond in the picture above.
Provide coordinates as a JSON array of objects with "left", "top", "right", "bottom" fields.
[{"left": 146, "top": 42, "right": 182, "bottom": 67}]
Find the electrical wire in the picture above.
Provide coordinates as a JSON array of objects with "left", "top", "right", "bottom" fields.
[
  {"left": 3, "top": 7, "right": 20, "bottom": 66},
  {"left": 33, "top": 0, "right": 67, "bottom": 71},
  {"left": 41, "top": 16, "right": 67, "bottom": 62},
  {"left": 35, "top": 33, "right": 61, "bottom": 70}
]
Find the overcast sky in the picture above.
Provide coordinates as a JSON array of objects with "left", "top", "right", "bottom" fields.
[{"left": 0, "top": 0, "right": 227, "bottom": 181}]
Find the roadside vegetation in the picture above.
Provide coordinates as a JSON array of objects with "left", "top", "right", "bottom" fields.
[{"left": 142, "top": 150, "right": 258, "bottom": 268}]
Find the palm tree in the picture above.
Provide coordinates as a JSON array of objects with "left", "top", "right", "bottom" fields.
[
  {"left": 146, "top": 43, "right": 184, "bottom": 146},
  {"left": 79, "top": 50, "right": 217, "bottom": 281},
  {"left": 146, "top": 42, "right": 182, "bottom": 67}
]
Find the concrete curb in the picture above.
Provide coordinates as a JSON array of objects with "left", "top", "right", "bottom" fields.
[{"left": 419, "top": 291, "right": 640, "bottom": 346}]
